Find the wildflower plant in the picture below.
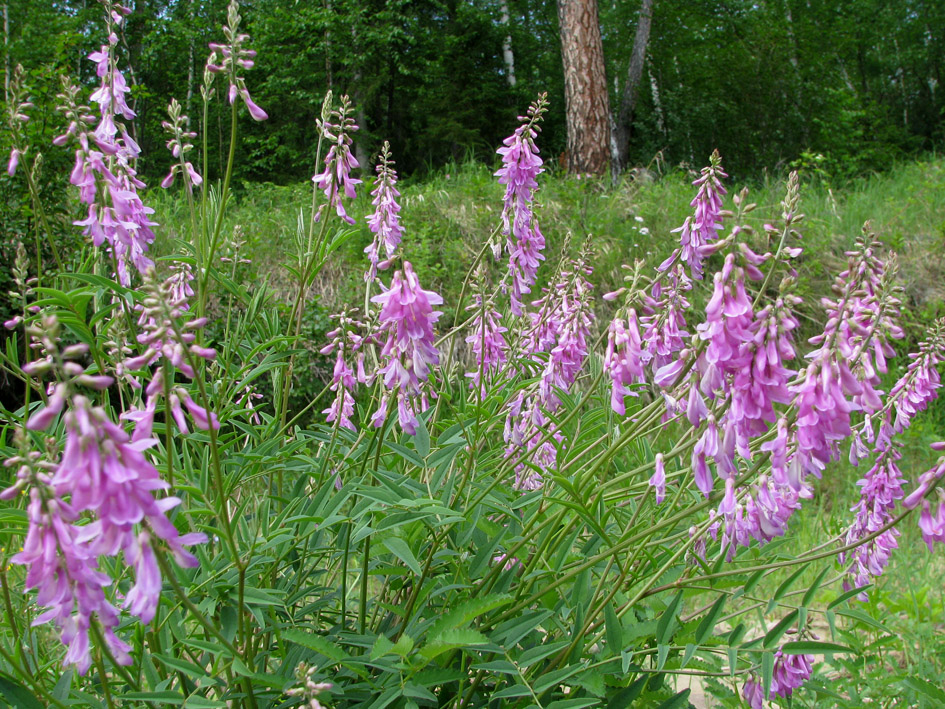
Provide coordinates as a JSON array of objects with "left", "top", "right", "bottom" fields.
[{"left": 2, "top": 3, "right": 945, "bottom": 707}]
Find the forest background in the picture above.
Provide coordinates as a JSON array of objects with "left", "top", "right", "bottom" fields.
[{"left": 3, "top": 0, "right": 944, "bottom": 185}]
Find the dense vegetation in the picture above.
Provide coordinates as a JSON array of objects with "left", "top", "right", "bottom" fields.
[{"left": 2, "top": 2, "right": 945, "bottom": 708}]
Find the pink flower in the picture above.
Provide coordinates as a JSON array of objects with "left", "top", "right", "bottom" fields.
[
  {"left": 364, "top": 142, "right": 402, "bottom": 281},
  {"left": 207, "top": 2, "right": 266, "bottom": 122},
  {"left": 649, "top": 454, "right": 666, "bottom": 504},
  {"left": 465, "top": 295, "right": 508, "bottom": 396},
  {"left": 605, "top": 309, "right": 646, "bottom": 415},
  {"left": 371, "top": 262, "right": 442, "bottom": 434},
  {"left": 669, "top": 150, "right": 727, "bottom": 280},
  {"left": 313, "top": 95, "right": 361, "bottom": 226},
  {"left": 496, "top": 95, "right": 548, "bottom": 314}
]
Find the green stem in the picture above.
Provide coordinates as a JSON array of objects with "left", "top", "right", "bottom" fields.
[
  {"left": 200, "top": 99, "right": 238, "bottom": 317},
  {"left": 155, "top": 549, "right": 241, "bottom": 658}
]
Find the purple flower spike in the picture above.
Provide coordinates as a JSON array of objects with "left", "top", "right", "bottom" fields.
[
  {"left": 496, "top": 94, "right": 548, "bottom": 314},
  {"left": 208, "top": 2, "right": 267, "bottom": 122},
  {"left": 364, "top": 142, "right": 403, "bottom": 281},
  {"left": 670, "top": 150, "right": 727, "bottom": 280},
  {"left": 503, "top": 251, "right": 594, "bottom": 490},
  {"left": 465, "top": 294, "right": 508, "bottom": 396},
  {"left": 371, "top": 262, "right": 442, "bottom": 434},
  {"left": 321, "top": 309, "right": 369, "bottom": 430},
  {"left": 313, "top": 95, "right": 361, "bottom": 226},
  {"left": 649, "top": 454, "right": 666, "bottom": 504},
  {"left": 742, "top": 647, "right": 813, "bottom": 707},
  {"left": 605, "top": 309, "right": 646, "bottom": 415}
]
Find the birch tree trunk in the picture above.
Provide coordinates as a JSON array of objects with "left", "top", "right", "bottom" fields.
[
  {"left": 3, "top": 1, "right": 10, "bottom": 102},
  {"left": 499, "top": 0, "right": 516, "bottom": 87},
  {"left": 557, "top": 0, "right": 610, "bottom": 175},
  {"left": 611, "top": 0, "right": 654, "bottom": 175}
]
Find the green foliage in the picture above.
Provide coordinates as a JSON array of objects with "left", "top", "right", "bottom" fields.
[{"left": 2, "top": 3, "right": 945, "bottom": 707}]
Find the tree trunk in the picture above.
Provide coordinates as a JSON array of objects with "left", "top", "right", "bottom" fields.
[
  {"left": 3, "top": 1, "right": 9, "bottom": 102},
  {"left": 499, "top": 0, "right": 516, "bottom": 87},
  {"left": 649, "top": 64, "right": 665, "bottom": 136},
  {"left": 611, "top": 0, "right": 654, "bottom": 175},
  {"left": 557, "top": 0, "right": 610, "bottom": 175}
]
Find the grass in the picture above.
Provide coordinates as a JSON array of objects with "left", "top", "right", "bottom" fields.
[{"left": 149, "top": 154, "right": 945, "bottom": 338}]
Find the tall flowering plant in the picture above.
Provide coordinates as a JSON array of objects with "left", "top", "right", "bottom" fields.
[{"left": 2, "top": 6, "right": 945, "bottom": 707}]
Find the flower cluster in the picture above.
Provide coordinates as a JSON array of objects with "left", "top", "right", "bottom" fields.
[
  {"left": 504, "top": 252, "right": 594, "bottom": 489},
  {"left": 206, "top": 0, "right": 267, "bottom": 120},
  {"left": 3, "top": 316, "right": 205, "bottom": 673},
  {"left": 496, "top": 94, "right": 548, "bottom": 314},
  {"left": 160, "top": 99, "right": 202, "bottom": 190},
  {"left": 121, "top": 266, "right": 218, "bottom": 440},
  {"left": 313, "top": 94, "right": 361, "bottom": 225},
  {"left": 320, "top": 309, "right": 371, "bottom": 431},
  {"left": 670, "top": 149, "right": 728, "bottom": 280},
  {"left": 370, "top": 262, "right": 442, "bottom": 434},
  {"left": 465, "top": 291, "right": 509, "bottom": 397},
  {"left": 364, "top": 141, "right": 403, "bottom": 281},
  {"left": 791, "top": 236, "right": 902, "bottom": 483},
  {"left": 742, "top": 648, "right": 814, "bottom": 708},
  {"left": 54, "top": 3, "right": 156, "bottom": 286},
  {"left": 604, "top": 308, "right": 646, "bottom": 415},
  {"left": 286, "top": 664, "right": 333, "bottom": 709},
  {"left": 5, "top": 64, "right": 33, "bottom": 177},
  {"left": 641, "top": 263, "right": 692, "bottom": 376}
]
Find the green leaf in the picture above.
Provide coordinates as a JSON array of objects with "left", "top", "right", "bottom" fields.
[
  {"left": 743, "top": 568, "right": 765, "bottom": 595},
  {"left": 656, "top": 643, "right": 670, "bottom": 671},
  {"left": 391, "top": 634, "right": 414, "bottom": 657},
  {"left": 768, "top": 563, "right": 810, "bottom": 613},
  {"left": 119, "top": 691, "right": 186, "bottom": 705},
  {"left": 0, "top": 675, "right": 44, "bottom": 709},
  {"left": 827, "top": 585, "right": 872, "bottom": 609},
  {"left": 154, "top": 653, "right": 208, "bottom": 679},
  {"left": 801, "top": 565, "right": 831, "bottom": 606},
  {"left": 780, "top": 640, "right": 853, "bottom": 655},
  {"left": 472, "top": 660, "right": 518, "bottom": 675},
  {"left": 283, "top": 629, "right": 348, "bottom": 664},
  {"left": 836, "top": 608, "right": 891, "bottom": 633},
  {"left": 371, "top": 634, "right": 395, "bottom": 660},
  {"left": 52, "top": 670, "right": 73, "bottom": 701},
  {"left": 546, "top": 700, "right": 600, "bottom": 709},
  {"left": 763, "top": 609, "right": 798, "bottom": 649},
  {"left": 235, "top": 586, "right": 285, "bottom": 607},
  {"left": 184, "top": 696, "right": 227, "bottom": 709},
  {"left": 491, "top": 609, "right": 553, "bottom": 647},
  {"left": 518, "top": 641, "right": 570, "bottom": 668},
  {"left": 695, "top": 593, "right": 728, "bottom": 645},
  {"left": 491, "top": 684, "right": 533, "bottom": 699},
  {"left": 761, "top": 650, "right": 774, "bottom": 699},
  {"left": 681, "top": 643, "right": 696, "bottom": 668},
  {"left": 383, "top": 536, "right": 422, "bottom": 575},
  {"left": 385, "top": 441, "right": 425, "bottom": 468},
  {"left": 900, "top": 676, "right": 945, "bottom": 703},
  {"left": 605, "top": 601, "right": 622, "bottom": 653},
  {"left": 412, "top": 416, "right": 431, "bottom": 458},
  {"left": 419, "top": 628, "right": 489, "bottom": 660},
  {"left": 656, "top": 591, "right": 684, "bottom": 644},
  {"left": 656, "top": 689, "right": 691, "bottom": 709},
  {"left": 606, "top": 676, "right": 647, "bottom": 708},
  {"left": 426, "top": 594, "right": 511, "bottom": 642}
]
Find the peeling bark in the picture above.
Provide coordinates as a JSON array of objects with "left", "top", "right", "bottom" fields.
[{"left": 557, "top": 0, "right": 611, "bottom": 175}]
